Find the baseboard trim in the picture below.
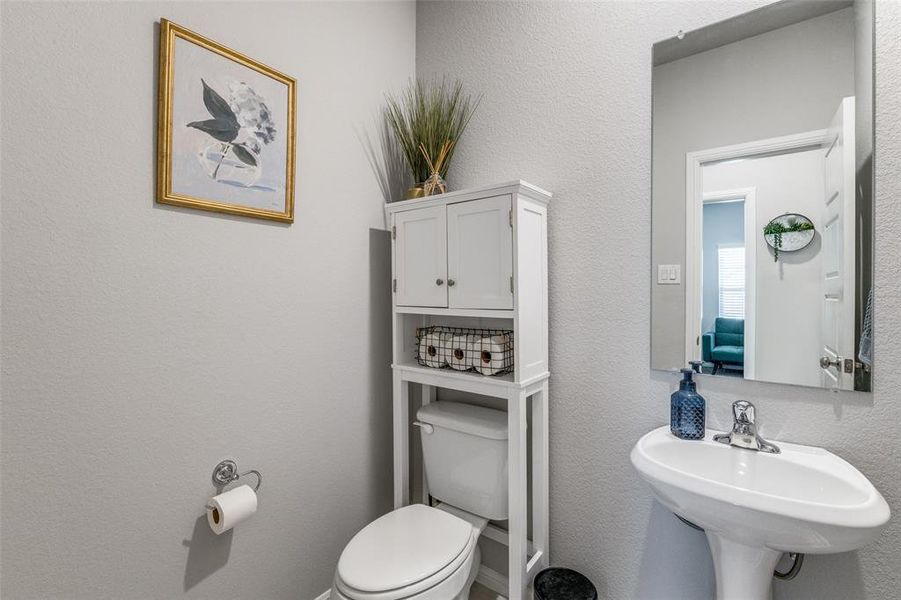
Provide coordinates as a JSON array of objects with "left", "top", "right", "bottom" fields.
[
  {"left": 312, "top": 590, "right": 330, "bottom": 600},
  {"left": 475, "top": 565, "right": 508, "bottom": 596}
]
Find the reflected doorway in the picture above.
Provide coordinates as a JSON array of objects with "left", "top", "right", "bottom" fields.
[{"left": 700, "top": 191, "right": 755, "bottom": 379}]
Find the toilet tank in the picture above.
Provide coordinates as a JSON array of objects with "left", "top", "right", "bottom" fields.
[{"left": 416, "top": 401, "right": 509, "bottom": 520}]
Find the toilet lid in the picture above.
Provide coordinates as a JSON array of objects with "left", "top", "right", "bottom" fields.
[{"left": 337, "top": 504, "right": 473, "bottom": 593}]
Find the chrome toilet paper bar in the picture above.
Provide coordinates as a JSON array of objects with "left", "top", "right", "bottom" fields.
[{"left": 210, "top": 459, "right": 262, "bottom": 493}]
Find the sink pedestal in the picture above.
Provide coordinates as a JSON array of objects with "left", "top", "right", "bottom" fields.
[{"left": 706, "top": 533, "right": 782, "bottom": 600}]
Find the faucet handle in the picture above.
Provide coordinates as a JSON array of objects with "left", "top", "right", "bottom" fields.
[{"left": 733, "top": 400, "right": 756, "bottom": 425}]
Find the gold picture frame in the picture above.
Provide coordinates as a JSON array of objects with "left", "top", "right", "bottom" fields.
[{"left": 157, "top": 19, "right": 296, "bottom": 223}]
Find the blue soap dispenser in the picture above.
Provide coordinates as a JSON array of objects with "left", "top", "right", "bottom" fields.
[{"left": 670, "top": 367, "right": 706, "bottom": 440}]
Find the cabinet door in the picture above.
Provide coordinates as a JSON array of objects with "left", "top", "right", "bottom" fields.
[
  {"left": 394, "top": 206, "right": 448, "bottom": 307},
  {"left": 447, "top": 195, "right": 514, "bottom": 309}
]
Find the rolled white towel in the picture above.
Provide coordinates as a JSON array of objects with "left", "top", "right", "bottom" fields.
[
  {"left": 448, "top": 334, "right": 475, "bottom": 371},
  {"left": 475, "top": 334, "right": 512, "bottom": 375},
  {"left": 418, "top": 331, "right": 443, "bottom": 368}
]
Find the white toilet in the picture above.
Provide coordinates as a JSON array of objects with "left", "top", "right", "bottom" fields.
[{"left": 330, "top": 401, "right": 509, "bottom": 600}]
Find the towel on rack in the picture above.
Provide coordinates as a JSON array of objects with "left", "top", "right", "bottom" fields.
[{"left": 858, "top": 287, "right": 873, "bottom": 367}]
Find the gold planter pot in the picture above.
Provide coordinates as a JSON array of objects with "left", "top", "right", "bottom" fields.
[
  {"left": 404, "top": 185, "right": 426, "bottom": 200},
  {"left": 403, "top": 175, "right": 446, "bottom": 200}
]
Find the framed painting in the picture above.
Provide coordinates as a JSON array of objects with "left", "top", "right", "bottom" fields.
[{"left": 157, "top": 19, "right": 296, "bottom": 223}]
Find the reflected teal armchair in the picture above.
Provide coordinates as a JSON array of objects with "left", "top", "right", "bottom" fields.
[{"left": 702, "top": 318, "right": 744, "bottom": 374}]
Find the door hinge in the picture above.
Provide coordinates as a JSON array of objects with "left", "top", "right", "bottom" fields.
[
  {"left": 391, "top": 225, "right": 396, "bottom": 240},
  {"left": 510, "top": 276, "right": 514, "bottom": 294},
  {"left": 392, "top": 278, "right": 397, "bottom": 293},
  {"left": 509, "top": 210, "right": 513, "bottom": 228}
]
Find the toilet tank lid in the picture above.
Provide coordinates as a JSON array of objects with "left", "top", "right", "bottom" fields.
[{"left": 417, "top": 402, "right": 508, "bottom": 440}]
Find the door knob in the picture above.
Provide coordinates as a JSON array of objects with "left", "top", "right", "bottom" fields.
[
  {"left": 819, "top": 356, "right": 841, "bottom": 369},
  {"left": 436, "top": 278, "right": 444, "bottom": 286},
  {"left": 447, "top": 279, "right": 456, "bottom": 287}
]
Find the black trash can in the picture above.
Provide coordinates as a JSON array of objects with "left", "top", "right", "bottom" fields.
[{"left": 534, "top": 567, "right": 598, "bottom": 600}]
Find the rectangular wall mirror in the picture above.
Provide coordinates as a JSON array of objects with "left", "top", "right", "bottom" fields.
[{"left": 650, "top": 0, "right": 874, "bottom": 391}]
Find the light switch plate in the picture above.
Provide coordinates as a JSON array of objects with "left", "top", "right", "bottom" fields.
[{"left": 657, "top": 264, "right": 681, "bottom": 284}]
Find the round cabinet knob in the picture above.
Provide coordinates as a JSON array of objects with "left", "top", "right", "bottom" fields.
[
  {"left": 436, "top": 278, "right": 444, "bottom": 286},
  {"left": 819, "top": 356, "right": 840, "bottom": 369},
  {"left": 447, "top": 279, "right": 456, "bottom": 287}
]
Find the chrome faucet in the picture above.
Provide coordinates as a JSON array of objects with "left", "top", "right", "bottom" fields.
[{"left": 713, "top": 400, "right": 780, "bottom": 454}]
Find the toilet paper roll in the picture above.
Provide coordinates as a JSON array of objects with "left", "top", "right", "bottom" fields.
[
  {"left": 436, "top": 331, "right": 454, "bottom": 368},
  {"left": 207, "top": 484, "right": 258, "bottom": 535},
  {"left": 475, "top": 334, "right": 512, "bottom": 375},
  {"left": 418, "top": 331, "right": 442, "bottom": 368},
  {"left": 448, "top": 334, "right": 475, "bottom": 371}
]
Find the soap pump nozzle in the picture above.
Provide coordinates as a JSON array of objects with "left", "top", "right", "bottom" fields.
[{"left": 679, "top": 368, "right": 696, "bottom": 391}]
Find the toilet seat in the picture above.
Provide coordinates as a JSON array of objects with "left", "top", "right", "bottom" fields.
[
  {"left": 332, "top": 545, "right": 480, "bottom": 600},
  {"left": 334, "top": 504, "right": 479, "bottom": 600},
  {"left": 334, "top": 541, "right": 478, "bottom": 600}
]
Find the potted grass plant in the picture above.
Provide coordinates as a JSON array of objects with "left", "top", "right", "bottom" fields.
[{"left": 384, "top": 78, "right": 480, "bottom": 199}]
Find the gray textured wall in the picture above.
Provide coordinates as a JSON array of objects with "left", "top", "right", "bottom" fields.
[
  {"left": 417, "top": 1, "right": 900, "bottom": 598},
  {"left": 0, "top": 2, "right": 414, "bottom": 598}
]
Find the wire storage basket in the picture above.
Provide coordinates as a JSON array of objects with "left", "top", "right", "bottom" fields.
[{"left": 416, "top": 326, "right": 514, "bottom": 376}]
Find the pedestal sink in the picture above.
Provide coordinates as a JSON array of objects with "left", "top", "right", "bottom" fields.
[{"left": 631, "top": 426, "right": 890, "bottom": 600}]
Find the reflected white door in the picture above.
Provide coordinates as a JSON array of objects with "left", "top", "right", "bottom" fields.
[
  {"left": 447, "top": 195, "right": 514, "bottom": 309},
  {"left": 394, "top": 206, "right": 448, "bottom": 307},
  {"left": 820, "top": 97, "right": 856, "bottom": 390}
]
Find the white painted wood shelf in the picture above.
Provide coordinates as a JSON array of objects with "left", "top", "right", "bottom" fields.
[{"left": 386, "top": 180, "right": 551, "bottom": 600}]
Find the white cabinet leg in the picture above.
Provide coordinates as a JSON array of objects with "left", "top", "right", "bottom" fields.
[
  {"left": 532, "top": 381, "right": 549, "bottom": 572},
  {"left": 421, "top": 384, "right": 436, "bottom": 505},
  {"left": 393, "top": 372, "right": 409, "bottom": 509},
  {"left": 508, "top": 390, "right": 528, "bottom": 599}
]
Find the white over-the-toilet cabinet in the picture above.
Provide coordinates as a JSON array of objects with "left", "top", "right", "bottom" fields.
[
  {"left": 385, "top": 181, "right": 551, "bottom": 600},
  {"left": 394, "top": 194, "right": 514, "bottom": 310}
]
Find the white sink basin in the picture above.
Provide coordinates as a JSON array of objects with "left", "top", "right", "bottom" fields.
[{"left": 631, "top": 426, "right": 890, "bottom": 600}]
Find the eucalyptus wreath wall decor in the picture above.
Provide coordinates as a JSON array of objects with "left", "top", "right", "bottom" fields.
[
  {"left": 384, "top": 78, "right": 480, "bottom": 199},
  {"left": 763, "top": 214, "right": 815, "bottom": 261}
]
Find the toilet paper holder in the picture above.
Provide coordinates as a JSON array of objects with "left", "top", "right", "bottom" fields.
[{"left": 210, "top": 459, "right": 262, "bottom": 493}]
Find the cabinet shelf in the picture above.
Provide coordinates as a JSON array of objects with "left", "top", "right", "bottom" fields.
[
  {"left": 392, "top": 361, "right": 530, "bottom": 396},
  {"left": 395, "top": 306, "right": 515, "bottom": 319}
]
